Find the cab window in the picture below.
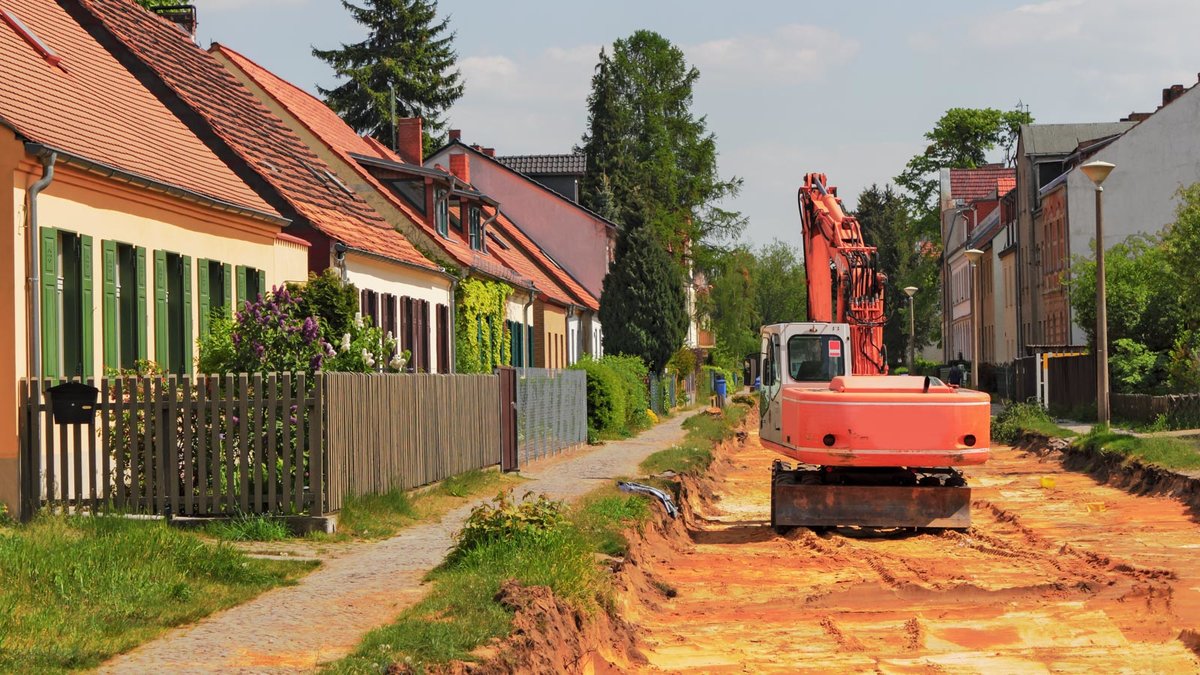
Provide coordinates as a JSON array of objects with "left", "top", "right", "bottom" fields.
[{"left": 787, "top": 335, "right": 845, "bottom": 382}]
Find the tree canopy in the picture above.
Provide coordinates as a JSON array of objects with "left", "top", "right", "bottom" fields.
[
  {"left": 313, "top": 0, "right": 463, "bottom": 152},
  {"left": 598, "top": 215, "right": 688, "bottom": 373},
  {"left": 578, "top": 30, "right": 743, "bottom": 249}
]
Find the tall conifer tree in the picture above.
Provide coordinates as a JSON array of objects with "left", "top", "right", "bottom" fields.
[{"left": 314, "top": 0, "right": 464, "bottom": 150}]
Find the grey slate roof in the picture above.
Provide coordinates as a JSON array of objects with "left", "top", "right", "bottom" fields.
[
  {"left": 1019, "top": 122, "right": 1137, "bottom": 156},
  {"left": 497, "top": 153, "right": 586, "bottom": 176}
]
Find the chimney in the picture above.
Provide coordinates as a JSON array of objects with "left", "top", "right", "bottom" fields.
[
  {"left": 448, "top": 129, "right": 462, "bottom": 142},
  {"left": 1163, "top": 83, "right": 1187, "bottom": 107},
  {"left": 449, "top": 153, "right": 470, "bottom": 184},
  {"left": 395, "top": 117, "right": 423, "bottom": 165},
  {"left": 483, "top": 148, "right": 496, "bottom": 157}
]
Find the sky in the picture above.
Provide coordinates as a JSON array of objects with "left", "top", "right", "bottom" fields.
[{"left": 195, "top": 0, "right": 1200, "bottom": 249}]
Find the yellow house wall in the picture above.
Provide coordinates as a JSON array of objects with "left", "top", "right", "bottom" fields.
[
  {"left": 535, "top": 301, "right": 568, "bottom": 370},
  {"left": 0, "top": 136, "right": 306, "bottom": 513}
]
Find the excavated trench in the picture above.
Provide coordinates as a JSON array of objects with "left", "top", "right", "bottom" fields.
[{"left": 617, "top": 417, "right": 1200, "bottom": 673}]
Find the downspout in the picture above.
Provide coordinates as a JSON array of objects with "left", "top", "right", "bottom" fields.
[
  {"left": 27, "top": 152, "right": 56, "bottom": 382},
  {"left": 449, "top": 274, "right": 459, "bottom": 372},
  {"left": 522, "top": 285, "right": 537, "bottom": 376}
]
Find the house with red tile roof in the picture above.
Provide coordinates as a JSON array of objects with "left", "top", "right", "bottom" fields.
[
  {"left": 427, "top": 138, "right": 613, "bottom": 363},
  {"left": 74, "top": 0, "right": 455, "bottom": 373},
  {"left": 939, "top": 165, "right": 1016, "bottom": 366},
  {"left": 0, "top": 0, "right": 312, "bottom": 511},
  {"left": 212, "top": 44, "right": 601, "bottom": 369}
]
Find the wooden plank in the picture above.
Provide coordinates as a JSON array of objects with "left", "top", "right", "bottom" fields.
[
  {"left": 141, "top": 376, "right": 153, "bottom": 513},
  {"left": 209, "top": 376, "right": 222, "bottom": 514},
  {"left": 86, "top": 377, "right": 98, "bottom": 512},
  {"left": 195, "top": 376, "right": 208, "bottom": 514},
  {"left": 309, "top": 369, "right": 324, "bottom": 516},
  {"left": 166, "top": 375, "right": 179, "bottom": 517},
  {"left": 114, "top": 379, "right": 126, "bottom": 509},
  {"left": 181, "top": 376, "right": 194, "bottom": 516},
  {"left": 100, "top": 377, "right": 112, "bottom": 509},
  {"left": 59, "top": 407, "right": 69, "bottom": 507},
  {"left": 38, "top": 382, "right": 50, "bottom": 508},
  {"left": 224, "top": 374, "right": 236, "bottom": 512},
  {"left": 267, "top": 373, "right": 278, "bottom": 514},
  {"left": 281, "top": 372, "right": 295, "bottom": 513},
  {"left": 251, "top": 373, "right": 262, "bottom": 513},
  {"left": 292, "top": 372, "right": 307, "bottom": 509},
  {"left": 238, "top": 373, "right": 249, "bottom": 514}
]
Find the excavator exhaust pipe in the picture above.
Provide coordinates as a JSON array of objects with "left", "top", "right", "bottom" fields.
[{"left": 770, "top": 461, "right": 972, "bottom": 531}]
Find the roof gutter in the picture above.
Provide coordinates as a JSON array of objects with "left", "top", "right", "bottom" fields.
[
  {"left": 24, "top": 142, "right": 290, "bottom": 227},
  {"left": 26, "top": 151, "right": 55, "bottom": 382}
]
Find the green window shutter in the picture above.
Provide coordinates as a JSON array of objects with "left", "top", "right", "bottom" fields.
[
  {"left": 80, "top": 234, "right": 94, "bottom": 378},
  {"left": 236, "top": 265, "right": 248, "bottom": 307},
  {"left": 197, "top": 258, "right": 210, "bottom": 339},
  {"left": 223, "top": 263, "right": 233, "bottom": 314},
  {"left": 102, "top": 241, "right": 118, "bottom": 370},
  {"left": 39, "top": 228, "right": 58, "bottom": 380},
  {"left": 135, "top": 247, "right": 147, "bottom": 361},
  {"left": 182, "top": 256, "right": 193, "bottom": 374},
  {"left": 257, "top": 269, "right": 266, "bottom": 299},
  {"left": 154, "top": 250, "right": 168, "bottom": 368}
]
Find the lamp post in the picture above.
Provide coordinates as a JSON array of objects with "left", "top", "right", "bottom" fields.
[
  {"left": 964, "top": 248, "right": 985, "bottom": 389},
  {"left": 1081, "top": 160, "right": 1116, "bottom": 426},
  {"left": 903, "top": 286, "right": 918, "bottom": 371}
]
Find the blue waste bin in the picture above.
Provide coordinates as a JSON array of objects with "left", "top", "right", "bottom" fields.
[
  {"left": 714, "top": 376, "right": 727, "bottom": 398},
  {"left": 753, "top": 375, "right": 761, "bottom": 391}
]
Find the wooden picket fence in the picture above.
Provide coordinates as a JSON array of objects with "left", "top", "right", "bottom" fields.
[
  {"left": 19, "top": 373, "right": 321, "bottom": 519},
  {"left": 1112, "top": 393, "right": 1200, "bottom": 428},
  {"left": 19, "top": 371, "right": 511, "bottom": 521}
]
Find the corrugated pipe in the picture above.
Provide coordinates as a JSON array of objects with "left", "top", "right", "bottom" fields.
[{"left": 27, "top": 151, "right": 56, "bottom": 381}]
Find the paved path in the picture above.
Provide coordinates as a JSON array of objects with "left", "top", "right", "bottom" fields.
[{"left": 98, "top": 415, "right": 691, "bottom": 674}]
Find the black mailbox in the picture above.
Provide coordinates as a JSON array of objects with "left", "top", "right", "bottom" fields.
[{"left": 46, "top": 381, "right": 101, "bottom": 425}]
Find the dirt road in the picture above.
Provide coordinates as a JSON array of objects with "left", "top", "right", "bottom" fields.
[{"left": 625, "top": 425, "right": 1200, "bottom": 673}]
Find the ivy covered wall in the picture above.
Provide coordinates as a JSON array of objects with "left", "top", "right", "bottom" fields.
[{"left": 456, "top": 278, "right": 512, "bottom": 373}]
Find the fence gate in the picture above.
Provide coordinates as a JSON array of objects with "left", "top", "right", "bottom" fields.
[
  {"left": 498, "top": 367, "right": 518, "bottom": 472},
  {"left": 516, "top": 368, "right": 586, "bottom": 465}
]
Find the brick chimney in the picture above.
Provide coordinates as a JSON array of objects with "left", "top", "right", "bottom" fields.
[
  {"left": 448, "top": 129, "right": 462, "bottom": 142},
  {"left": 483, "top": 148, "right": 496, "bottom": 157},
  {"left": 1163, "top": 84, "right": 1187, "bottom": 107},
  {"left": 395, "top": 117, "right": 422, "bottom": 165},
  {"left": 449, "top": 153, "right": 470, "bottom": 184}
]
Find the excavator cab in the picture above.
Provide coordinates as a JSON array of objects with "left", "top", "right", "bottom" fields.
[{"left": 759, "top": 322, "right": 851, "bottom": 450}]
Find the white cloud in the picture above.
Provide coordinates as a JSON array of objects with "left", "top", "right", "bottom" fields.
[{"left": 687, "top": 24, "right": 859, "bottom": 86}]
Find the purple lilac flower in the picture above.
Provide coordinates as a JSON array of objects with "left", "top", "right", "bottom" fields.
[
  {"left": 309, "top": 353, "right": 323, "bottom": 372},
  {"left": 302, "top": 317, "right": 319, "bottom": 342}
]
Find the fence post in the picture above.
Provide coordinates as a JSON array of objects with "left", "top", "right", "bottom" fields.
[
  {"left": 18, "top": 380, "right": 38, "bottom": 522},
  {"left": 498, "top": 367, "right": 518, "bottom": 471}
]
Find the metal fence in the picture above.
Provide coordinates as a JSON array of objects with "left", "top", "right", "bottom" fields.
[
  {"left": 647, "top": 372, "right": 677, "bottom": 415},
  {"left": 516, "top": 368, "right": 587, "bottom": 464}
]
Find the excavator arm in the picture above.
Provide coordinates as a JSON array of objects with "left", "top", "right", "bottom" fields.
[{"left": 799, "top": 173, "right": 887, "bottom": 374}]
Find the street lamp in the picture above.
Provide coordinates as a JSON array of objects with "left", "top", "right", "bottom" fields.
[
  {"left": 964, "top": 248, "right": 985, "bottom": 389},
  {"left": 903, "top": 286, "right": 918, "bottom": 372},
  {"left": 1081, "top": 160, "right": 1116, "bottom": 425}
]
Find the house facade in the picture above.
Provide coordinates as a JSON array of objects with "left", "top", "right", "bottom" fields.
[
  {"left": 939, "top": 166, "right": 1014, "bottom": 364},
  {"left": 211, "top": 45, "right": 598, "bottom": 370},
  {"left": 0, "top": 0, "right": 309, "bottom": 510}
]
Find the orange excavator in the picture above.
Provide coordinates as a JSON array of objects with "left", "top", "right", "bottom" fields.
[{"left": 759, "top": 173, "right": 991, "bottom": 531}]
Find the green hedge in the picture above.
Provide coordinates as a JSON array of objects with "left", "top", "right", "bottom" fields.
[{"left": 570, "top": 354, "right": 653, "bottom": 437}]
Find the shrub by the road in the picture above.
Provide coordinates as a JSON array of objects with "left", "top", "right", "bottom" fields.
[{"left": 991, "top": 402, "right": 1074, "bottom": 444}]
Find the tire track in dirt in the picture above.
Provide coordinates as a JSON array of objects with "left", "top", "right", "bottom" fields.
[{"left": 623, "top": 419, "right": 1200, "bottom": 673}]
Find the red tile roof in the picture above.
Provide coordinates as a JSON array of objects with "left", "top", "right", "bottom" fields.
[
  {"left": 0, "top": 0, "right": 276, "bottom": 218},
  {"left": 213, "top": 43, "right": 598, "bottom": 310},
  {"left": 949, "top": 165, "right": 1016, "bottom": 203},
  {"left": 210, "top": 42, "right": 481, "bottom": 274},
  {"left": 77, "top": 0, "right": 439, "bottom": 273}
]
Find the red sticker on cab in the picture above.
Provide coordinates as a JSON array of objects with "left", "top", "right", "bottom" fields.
[{"left": 828, "top": 341, "right": 842, "bottom": 358}]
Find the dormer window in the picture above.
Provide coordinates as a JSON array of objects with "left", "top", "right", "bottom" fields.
[
  {"left": 435, "top": 189, "right": 449, "bottom": 237},
  {"left": 469, "top": 206, "right": 483, "bottom": 251}
]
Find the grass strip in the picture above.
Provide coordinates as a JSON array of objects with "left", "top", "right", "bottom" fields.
[
  {"left": 992, "top": 402, "right": 1077, "bottom": 444},
  {"left": 640, "top": 404, "right": 750, "bottom": 476},
  {"left": 0, "top": 515, "right": 315, "bottom": 673},
  {"left": 1074, "top": 428, "right": 1200, "bottom": 471},
  {"left": 326, "top": 404, "right": 749, "bottom": 673}
]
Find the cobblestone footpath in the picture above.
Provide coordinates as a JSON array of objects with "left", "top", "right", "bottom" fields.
[{"left": 97, "top": 414, "right": 692, "bottom": 674}]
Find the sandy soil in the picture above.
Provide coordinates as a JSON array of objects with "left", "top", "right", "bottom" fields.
[{"left": 624, "top": 422, "right": 1200, "bottom": 673}]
